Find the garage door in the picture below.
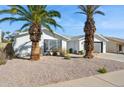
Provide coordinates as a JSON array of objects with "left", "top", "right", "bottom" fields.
[{"left": 94, "top": 42, "right": 103, "bottom": 53}]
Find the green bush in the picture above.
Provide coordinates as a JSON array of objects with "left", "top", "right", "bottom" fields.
[
  {"left": 0, "top": 48, "right": 7, "bottom": 65},
  {"left": 69, "top": 48, "right": 73, "bottom": 53},
  {"left": 64, "top": 54, "right": 71, "bottom": 60},
  {"left": 97, "top": 67, "right": 107, "bottom": 74},
  {"left": 78, "top": 50, "right": 84, "bottom": 55}
]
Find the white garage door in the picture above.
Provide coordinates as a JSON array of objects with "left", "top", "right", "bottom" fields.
[{"left": 94, "top": 42, "right": 103, "bottom": 53}]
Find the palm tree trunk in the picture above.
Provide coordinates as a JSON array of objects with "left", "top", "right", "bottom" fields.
[
  {"left": 84, "top": 18, "right": 96, "bottom": 59},
  {"left": 31, "top": 42, "right": 40, "bottom": 60},
  {"left": 29, "top": 23, "right": 42, "bottom": 61}
]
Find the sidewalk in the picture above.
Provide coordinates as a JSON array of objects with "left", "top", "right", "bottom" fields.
[
  {"left": 96, "top": 53, "right": 124, "bottom": 62},
  {"left": 44, "top": 70, "right": 124, "bottom": 87}
]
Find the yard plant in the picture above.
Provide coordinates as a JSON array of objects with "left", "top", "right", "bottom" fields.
[
  {"left": 0, "top": 5, "right": 62, "bottom": 60},
  {"left": 97, "top": 67, "right": 107, "bottom": 74},
  {"left": 0, "top": 48, "right": 7, "bottom": 65},
  {"left": 64, "top": 54, "right": 71, "bottom": 60},
  {"left": 77, "top": 5, "right": 105, "bottom": 58}
]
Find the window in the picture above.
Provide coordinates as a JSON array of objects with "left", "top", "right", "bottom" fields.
[
  {"left": 44, "top": 39, "right": 61, "bottom": 52},
  {"left": 119, "top": 45, "right": 122, "bottom": 51}
]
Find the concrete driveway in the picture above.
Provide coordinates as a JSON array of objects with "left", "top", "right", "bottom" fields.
[{"left": 96, "top": 53, "right": 124, "bottom": 62}]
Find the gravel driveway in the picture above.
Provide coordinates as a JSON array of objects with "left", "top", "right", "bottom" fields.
[{"left": 0, "top": 56, "right": 124, "bottom": 86}]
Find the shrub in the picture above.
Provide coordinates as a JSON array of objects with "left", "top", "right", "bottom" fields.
[
  {"left": 97, "top": 67, "right": 107, "bottom": 74},
  {"left": 69, "top": 48, "right": 73, "bottom": 53},
  {"left": 60, "top": 49, "right": 66, "bottom": 57},
  {"left": 53, "top": 51, "right": 57, "bottom": 56},
  {"left": 0, "top": 48, "right": 7, "bottom": 65},
  {"left": 64, "top": 54, "right": 71, "bottom": 60},
  {"left": 78, "top": 50, "right": 84, "bottom": 55},
  {"left": 4, "top": 43, "right": 14, "bottom": 59}
]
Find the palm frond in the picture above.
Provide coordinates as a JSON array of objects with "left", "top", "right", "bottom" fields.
[
  {"left": 78, "top": 5, "right": 87, "bottom": 13},
  {"left": 78, "top": 5, "right": 104, "bottom": 18},
  {"left": 75, "top": 11, "right": 86, "bottom": 15},
  {"left": 94, "top": 11, "right": 105, "bottom": 15},
  {"left": 0, "top": 5, "right": 62, "bottom": 34},
  {"left": 48, "top": 10, "right": 61, "bottom": 18},
  {"left": 10, "top": 17, "right": 29, "bottom": 24},
  {"left": 92, "top": 5, "right": 101, "bottom": 12},
  {"left": 0, "top": 9, "right": 11, "bottom": 14},
  {"left": 0, "top": 17, "right": 17, "bottom": 23},
  {"left": 42, "top": 23, "right": 54, "bottom": 34},
  {"left": 20, "top": 23, "right": 31, "bottom": 30}
]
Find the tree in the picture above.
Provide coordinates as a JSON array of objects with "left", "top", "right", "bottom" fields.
[
  {"left": 0, "top": 5, "right": 62, "bottom": 60},
  {"left": 77, "top": 5, "right": 105, "bottom": 58}
]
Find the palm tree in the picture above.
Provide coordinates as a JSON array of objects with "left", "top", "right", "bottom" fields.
[
  {"left": 77, "top": 5, "right": 105, "bottom": 58},
  {"left": 0, "top": 5, "right": 62, "bottom": 60}
]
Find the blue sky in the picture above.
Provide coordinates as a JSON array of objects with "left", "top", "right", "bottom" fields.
[{"left": 0, "top": 5, "right": 124, "bottom": 39}]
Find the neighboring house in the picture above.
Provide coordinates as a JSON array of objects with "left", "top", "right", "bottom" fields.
[
  {"left": 67, "top": 34, "right": 108, "bottom": 53},
  {"left": 106, "top": 37, "right": 124, "bottom": 54},
  {"left": 13, "top": 29, "right": 70, "bottom": 57}
]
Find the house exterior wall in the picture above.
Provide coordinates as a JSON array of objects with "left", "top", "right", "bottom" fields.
[
  {"left": 103, "top": 42, "right": 106, "bottom": 53},
  {"left": 67, "top": 40, "right": 79, "bottom": 53},
  {"left": 67, "top": 36, "right": 107, "bottom": 53},
  {"left": 94, "top": 38, "right": 100, "bottom": 42},
  {"left": 13, "top": 34, "right": 32, "bottom": 57},
  {"left": 79, "top": 40, "right": 84, "bottom": 51},
  {"left": 62, "top": 40, "right": 67, "bottom": 51},
  {"left": 106, "top": 41, "right": 118, "bottom": 53},
  {"left": 13, "top": 32, "right": 68, "bottom": 57},
  {"left": 122, "top": 46, "right": 124, "bottom": 53},
  {"left": 106, "top": 41, "right": 124, "bottom": 53}
]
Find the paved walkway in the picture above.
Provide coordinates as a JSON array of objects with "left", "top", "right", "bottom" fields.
[
  {"left": 96, "top": 53, "right": 124, "bottom": 62},
  {"left": 44, "top": 70, "right": 124, "bottom": 87}
]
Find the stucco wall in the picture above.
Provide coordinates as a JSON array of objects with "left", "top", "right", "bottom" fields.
[
  {"left": 67, "top": 36, "right": 107, "bottom": 53},
  {"left": 106, "top": 41, "right": 118, "bottom": 53},
  {"left": 62, "top": 40, "right": 67, "bottom": 50},
  {"left": 103, "top": 42, "right": 106, "bottom": 53},
  {"left": 79, "top": 40, "right": 84, "bottom": 51},
  {"left": 67, "top": 40, "right": 79, "bottom": 53},
  {"left": 122, "top": 46, "right": 124, "bottom": 53},
  {"left": 106, "top": 40, "right": 124, "bottom": 53},
  {"left": 13, "top": 34, "right": 31, "bottom": 57}
]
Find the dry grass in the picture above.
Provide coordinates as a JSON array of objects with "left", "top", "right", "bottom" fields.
[
  {"left": 0, "top": 43, "right": 7, "bottom": 49},
  {"left": 0, "top": 48, "right": 7, "bottom": 65},
  {"left": 0, "top": 56, "right": 124, "bottom": 86}
]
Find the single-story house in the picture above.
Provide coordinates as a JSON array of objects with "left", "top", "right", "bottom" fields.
[
  {"left": 13, "top": 29, "right": 70, "bottom": 57},
  {"left": 67, "top": 34, "right": 108, "bottom": 53},
  {"left": 106, "top": 37, "right": 124, "bottom": 54}
]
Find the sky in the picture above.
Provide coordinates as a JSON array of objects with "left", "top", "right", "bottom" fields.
[{"left": 0, "top": 5, "right": 124, "bottom": 39}]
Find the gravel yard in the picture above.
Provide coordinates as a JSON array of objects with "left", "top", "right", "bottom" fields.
[{"left": 0, "top": 56, "right": 124, "bottom": 86}]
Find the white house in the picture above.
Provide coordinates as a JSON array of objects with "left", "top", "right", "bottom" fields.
[
  {"left": 106, "top": 37, "right": 124, "bottom": 54},
  {"left": 67, "top": 34, "right": 108, "bottom": 53},
  {"left": 13, "top": 29, "right": 70, "bottom": 57}
]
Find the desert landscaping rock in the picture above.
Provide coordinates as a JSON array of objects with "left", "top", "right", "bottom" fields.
[{"left": 0, "top": 56, "right": 124, "bottom": 86}]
